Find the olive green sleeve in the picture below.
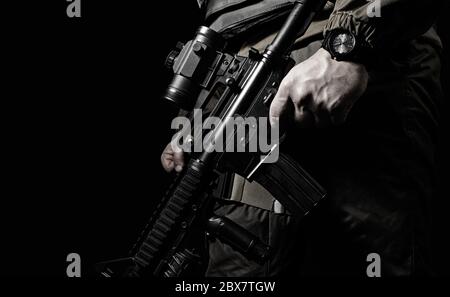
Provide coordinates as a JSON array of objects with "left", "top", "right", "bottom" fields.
[{"left": 324, "top": 0, "right": 443, "bottom": 49}]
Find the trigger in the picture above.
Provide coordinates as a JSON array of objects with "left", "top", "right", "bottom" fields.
[{"left": 263, "top": 88, "right": 277, "bottom": 107}]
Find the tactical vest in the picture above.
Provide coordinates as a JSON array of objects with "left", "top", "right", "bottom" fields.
[{"left": 201, "top": 0, "right": 296, "bottom": 39}]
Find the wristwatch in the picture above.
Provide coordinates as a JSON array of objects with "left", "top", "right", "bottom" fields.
[{"left": 322, "top": 29, "right": 373, "bottom": 66}]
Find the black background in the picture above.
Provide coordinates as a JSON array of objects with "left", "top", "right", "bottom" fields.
[{"left": 1, "top": 1, "right": 449, "bottom": 277}]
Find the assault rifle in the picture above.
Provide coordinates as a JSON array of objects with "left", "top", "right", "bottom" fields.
[{"left": 96, "top": 0, "right": 327, "bottom": 277}]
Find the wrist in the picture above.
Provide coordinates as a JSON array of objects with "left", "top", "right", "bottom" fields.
[
  {"left": 322, "top": 28, "right": 374, "bottom": 70},
  {"left": 318, "top": 47, "right": 368, "bottom": 73}
]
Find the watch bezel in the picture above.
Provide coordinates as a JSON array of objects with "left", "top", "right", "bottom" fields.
[{"left": 325, "top": 29, "right": 358, "bottom": 61}]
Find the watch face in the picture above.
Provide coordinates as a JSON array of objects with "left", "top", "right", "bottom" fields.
[{"left": 331, "top": 32, "right": 356, "bottom": 55}]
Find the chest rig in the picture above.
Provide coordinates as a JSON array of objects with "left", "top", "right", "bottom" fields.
[{"left": 201, "top": 0, "right": 296, "bottom": 39}]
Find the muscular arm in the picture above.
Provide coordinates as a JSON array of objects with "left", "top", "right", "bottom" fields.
[{"left": 270, "top": 0, "right": 443, "bottom": 127}]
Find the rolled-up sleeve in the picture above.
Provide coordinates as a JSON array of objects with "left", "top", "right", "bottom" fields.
[{"left": 324, "top": 0, "right": 443, "bottom": 49}]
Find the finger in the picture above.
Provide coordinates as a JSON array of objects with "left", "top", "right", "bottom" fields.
[
  {"left": 269, "top": 85, "right": 291, "bottom": 128},
  {"left": 173, "top": 150, "right": 184, "bottom": 173},
  {"left": 161, "top": 143, "right": 176, "bottom": 172},
  {"left": 294, "top": 105, "right": 315, "bottom": 129},
  {"left": 161, "top": 153, "right": 175, "bottom": 172},
  {"left": 293, "top": 91, "right": 331, "bottom": 129},
  {"left": 311, "top": 101, "right": 332, "bottom": 129},
  {"left": 289, "top": 87, "right": 312, "bottom": 128},
  {"left": 329, "top": 102, "right": 352, "bottom": 126}
]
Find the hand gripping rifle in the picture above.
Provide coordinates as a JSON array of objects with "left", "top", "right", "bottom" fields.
[{"left": 96, "top": 0, "right": 327, "bottom": 277}]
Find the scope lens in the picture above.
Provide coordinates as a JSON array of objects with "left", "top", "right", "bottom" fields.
[{"left": 163, "top": 75, "right": 199, "bottom": 111}]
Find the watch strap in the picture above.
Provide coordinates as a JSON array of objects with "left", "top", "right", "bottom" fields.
[{"left": 322, "top": 29, "right": 375, "bottom": 69}]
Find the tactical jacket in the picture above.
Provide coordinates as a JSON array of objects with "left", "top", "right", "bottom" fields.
[
  {"left": 197, "top": 0, "right": 444, "bottom": 277},
  {"left": 197, "top": 0, "right": 443, "bottom": 51}
]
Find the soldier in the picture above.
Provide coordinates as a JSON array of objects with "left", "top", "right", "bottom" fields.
[{"left": 161, "top": 0, "right": 444, "bottom": 276}]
